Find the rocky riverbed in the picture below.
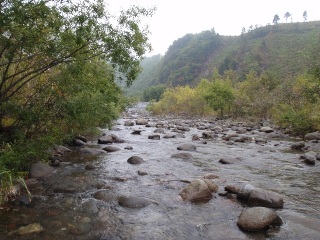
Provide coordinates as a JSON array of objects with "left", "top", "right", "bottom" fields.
[{"left": 1, "top": 102, "right": 320, "bottom": 239}]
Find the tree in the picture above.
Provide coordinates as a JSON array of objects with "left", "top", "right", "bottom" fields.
[
  {"left": 303, "top": 10, "right": 308, "bottom": 22},
  {"left": 284, "top": 12, "right": 291, "bottom": 23},
  {"left": 273, "top": 14, "right": 280, "bottom": 25}
]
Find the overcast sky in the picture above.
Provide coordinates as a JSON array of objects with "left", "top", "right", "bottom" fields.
[{"left": 108, "top": 0, "right": 319, "bottom": 56}]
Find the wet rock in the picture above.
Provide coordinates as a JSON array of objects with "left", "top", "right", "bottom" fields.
[
  {"left": 291, "top": 142, "right": 305, "bottom": 151},
  {"left": 124, "top": 121, "right": 135, "bottom": 126},
  {"left": 237, "top": 207, "right": 282, "bottom": 231},
  {"left": 131, "top": 129, "right": 143, "bottom": 135},
  {"left": 302, "top": 156, "right": 315, "bottom": 165},
  {"left": 138, "top": 170, "right": 148, "bottom": 176},
  {"left": 202, "top": 132, "right": 215, "bottom": 139},
  {"left": 219, "top": 157, "right": 241, "bottom": 164},
  {"left": 175, "top": 133, "right": 186, "bottom": 138},
  {"left": 248, "top": 189, "right": 284, "bottom": 208},
  {"left": 177, "top": 144, "right": 196, "bottom": 151},
  {"left": 73, "top": 138, "right": 86, "bottom": 146},
  {"left": 154, "top": 128, "right": 165, "bottom": 134},
  {"left": 163, "top": 134, "right": 176, "bottom": 139},
  {"left": 8, "top": 223, "right": 44, "bottom": 236},
  {"left": 148, "top": 134, "right": 160, "bottom": 140},
  {"left": 17, "top": 193, "right": 32, "bottom": 206},
  {"left": 29, "top": 162, "right": 55, "bottom": 178},
  {"left": 236, "top": 128, "right": 247, "bottom": 134},
  {"left": 201, "top": 178, "right": 219, "bottom": 192},
  {"left": 177, "top": 126, "right": 190, "bottom": 132},
  {"left": 238, "top": 184, "right": 255, "bottom": 200},
  {"left": 136, "top": 118, "right": 148, "bottom": 125},
  {"left": 79, "top": 147, "right": 106, "bottom": 155},
  {"left": 225, "top": 185, "right": 241, "bottom": 194},
  {"left": 260, "top": 126, "right": 274, "bottom": 133},
  {"left": 127, "top": 156, "right": 145, "bottom": 164},
  {"left": 233, "top": 135, "right": 253, "bottom": 143},
  {"left": 192, "top": 135, "right": 200, "bottom": 141},
  {"left": 118, "top": 195, "right": 151, "bottom": 208},
  {"left": 93, "top": 190, "right": 113, "bottom": 202},
  {"left": 124, "top": 146, "right": 133, "bottom": 150},
  {"left": 103, "top": 146, "right": 121, "bottom": 152},
  {"left": 222, "top": 133, "right": 238, "bottom": 141},
  {"left": 255, "top": 137, "right": 267, "bottom": 144},
  {"left": 316, "top": 153, "right": 320, "bottom": 161},
  {"left": 179, "top": 179, "right": 213, "bottom": 202},
  {"left": 171, "top": 152, "right": 193, "bottom": 159},
  {"left": 203, "top": 174, "right": 219, "bottom": 179},
  {"left": 98, "top": 135, "right": 114, "bottom": 144},
  {"left": 304, "top": 131, "right": 320, "bottom": 141},
  {"left": 85, "top": 163, "right": 96, "bottom": 170}
]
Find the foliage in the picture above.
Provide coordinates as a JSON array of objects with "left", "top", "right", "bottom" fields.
[
  {"left": 204, "top": 71, "right": 234, "bottom": 117},
  {"left": 142, "top": 84, "right": 166, "bottom": 101},
  {"left": 0, "top": 0, "right": 154, "bottom": 203}
]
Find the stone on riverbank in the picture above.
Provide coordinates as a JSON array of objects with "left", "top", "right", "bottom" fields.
[
  {"left": 118, "top": 195, "right": 151, "bottom": 208},
  {"left": 179, "top": 179, "right": 213, "bottom": 202},
  {"left": 177, "top": 144, "right": 196, "bottom": 151},
  {"left": 237, "top": 207, "right": 282, "bottom": 231},
  {"left": 127, "top": 156, "right": 145, "bottom": 164},
  {"left": 103, "top": 146, "right": 121, "bottom": 152},
  {"left": 171, "top": 152, "right": 193, "bottom": 159}
]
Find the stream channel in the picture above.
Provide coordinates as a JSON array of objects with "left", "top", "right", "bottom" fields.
[{"left": 0, "top": 102, "right": 320, "bottom": 240}]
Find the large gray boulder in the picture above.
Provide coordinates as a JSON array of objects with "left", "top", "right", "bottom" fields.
[
  {"left": 304, "top": 131, "right": 320, "bottom": 141},
  {"left": 29, "top": 162, "right": 55, "bottom": 178},
  {"left": 237, "top": 207, "right": 282, "bottom": 231},
  {"left": 135, "top": 118, "right": 148, "bottom": 125},
  {"left": 127, "top": 156, "right": 145, "bottom": 165},
  {"left": 248, "top": 189, "right": 284, "bottom": 208}
]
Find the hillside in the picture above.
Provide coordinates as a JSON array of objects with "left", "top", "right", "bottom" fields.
[{"left": 123, "top": 21, "right": 320, "bottom": 97}]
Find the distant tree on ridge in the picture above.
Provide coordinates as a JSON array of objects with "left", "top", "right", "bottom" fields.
[{"left": 273, "top": 14, "right": 280, "bottom": 25}]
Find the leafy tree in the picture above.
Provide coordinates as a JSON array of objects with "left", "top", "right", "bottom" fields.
[
  {"left": 204, "top": 71, "right": 234, "bottom": 118},
  {"left": 284, "top": 12, "right": 291, "bottom": 23},
  {"left": 303, "top": 10, "right": 308, "bottom": 22},
  {"left": 273, "top": 14, "right": 280, "bottom": 25},
  {"left": 142, "top": 84, "right": 166, "bottom": 101}
]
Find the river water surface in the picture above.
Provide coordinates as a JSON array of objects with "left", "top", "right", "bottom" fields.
[{"left": 0, "top": 102, "right": 319, "bottom": 239}]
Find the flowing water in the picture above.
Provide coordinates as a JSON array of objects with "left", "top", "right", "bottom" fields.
[{"left": 1, "top": 102, "right": 320, "bottom": 239}]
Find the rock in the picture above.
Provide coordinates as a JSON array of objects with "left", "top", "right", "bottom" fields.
[
  {"left": 302, "top": 156, "right": 315, "bottom": 165},
  {"left": 118, "top": 195, "right": 151, "bottom": 208},
  {"left": 93, "top": 190, "right": 113, "bottom": 202},
  {"left": 148, "top": 134, "right": 160, "bottom": 140},
  {"left": 138, "top": 170, "right": 148, "bottom": 176},
  {"left": 248, "top": 189, "right": 284, "bottom": 208},
  {"left": 179, "top": 179, "right": 213, "bottom": 202},
  {"left": 124, "top": 146, "right": 133, "bottom": 150},
  {"left": 103, "top": 146, "right": 121, "bottom": 152},
  {"left": 304, "top": 131, "right": 320, "bottom": 141},
  {"left": 175, "top": 133, "right": 186, "bottom": 138},
  {"left": 238, "top": 184, "right": 255, "bottom": 200},
  {"left": 154, "top": 128, "right": 165, "bottom": 134},
  {"left": 136, "top": 118, "right": 148, "bottom": 125},
  {"left": 237, "top": 207, "right": 282, "bottom": 231},
  {"left": 192, "top": 135, "right": 200, "bottom": 141},
  {"left": 222, "top": 133, "right": 238, "bottom": 141},
  {"left": 219, "top": 157, "right": 241, "bottom": 164},
  {"left": 202, "top": 132, "right": 215, "bottom": 139},
  {"left": 53, "top": 145, "right": 72, "bottom": 153},
  {"left": 73, "top": 138, "right": 86, "bottom": 146},
  {"left": 177, "top": 144, "right": 196, "bottom": 151},
  {"left": 131, "top": 129, "right": 143, "bottom": 135},
  {"left": 201, "top": 178, "right": 219, "bottom": 192},
  {"left": 79, "top": 147, "right": 106, "bottom": 155},
  {"left": 224, "top": 185, "right": 241, "bottom": 194},
  {"left": 85, "top": 163, "right": 96, "bottom": 170},
  {"left": 316, "top": 153, "right": 320, "bottom": 161},
  {"left": 124, "top": 121, "right": 135, "bottom": 126},
  {"left": 203, "top": 174, "right": 219, "bottom": 179},
  {"left": 171, "top": 152, "right": 193, "bottom": 159},
  {"left": 290, "top": 141, "right": 305, "bottom": 151},
  {"left": 9, "top": 223, "right": 44, "bottom": 236},
  {"left": 236, "top": 128, "right": 247, "bottom": 134},
  {"left": 260, "top": 126, "right": 274, "bottom": 133},
  {"left": 177, "top": 126, "right": 190, "bottom": 132},
  {"left": 98, "top": 135, "right": 114, "bottom": 144},
  {"left": 163, "top": 134, "right": 176, "bottom": 139},
  {"left": 29, "top": 162, "right": 55, "bottom": 178},
  {"left": 127, "top": 156, "right": 145, "bottom": 165},
  {"left": 255, "top": 138, "right": 267, "bottom": 144}
]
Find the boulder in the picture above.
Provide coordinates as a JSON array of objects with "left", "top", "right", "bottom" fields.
[
  {"left": 29, "top": 162, "right": 55, "bottom": 178},
  {"left": 248, "top": 189, "right": 284, "bottom": 208},
  {"left": 98, "top": 135, "right": 114, "bottom": 144},
  {"left": 177, "top": 144, "right": 196, "bottom": 151},
  {"left": 237, "top": 207, "right": 282, "bottom": 231},
  {"left": 222, "top": 133, "right": 239, "bottom": 141},
  {"left": 260, "top": 127, "right": 274, "bottom": 133},
  {"left": 224, "top": 185, "right": 241, "bottom": 195},
  {"left": 73, "top": 138, "right": 86, "bottom": 146},
  {"left": 135, "top": 118, "right": 148, "bottom": 125},
  {"left": 154, "top": 128, "right": 165, "bottom": 134},
  {"left": 118, "top": 195, "right": 151, "bottom": 208},
  {"left": 148, "top": 134, "right": 160, "bottom": 140},
  {"left": 291, "top": 142, "right": 305, "bottom": 151},
  {"left": 79, "top": 147, "right": 106, "bottom": 155},
  {"left": 171, "top": 152, "right": 193, "bottom": 159},
  {"left": 124, "top": 120, "right": 135, "bottom": 126},
  {"left": 201, "top": 178, "right": 219, "bottom": 192},
  {"left": 304, "top": 131, "right": 320, "bottom": 141},
  {"left": 127, "top": 156, "right": 145, "bottom": 165},
  {"left": 219, "top": 157, "right": 241, "bottom": 164},
  {"left": 163, "top": 134, "right": 176, "bottom": 139},
  {"left": 103, "top": 146, "right": 121, "bottom": 152},
  {"left": 179, "top": 179, "right": 213, "bottom": 202},
  {"left": 85, "top": 163, "right": 96, "bottom": 170},
  {"left": 131, "top": 129, "right": 143, "bottom": 135}
]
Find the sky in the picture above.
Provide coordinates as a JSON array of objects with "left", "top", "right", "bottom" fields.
[{"left": 107, "top": 0, "right": 319, "bottom": 56}]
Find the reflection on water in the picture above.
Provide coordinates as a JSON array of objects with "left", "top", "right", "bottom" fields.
[{"left": 0, "top": 102, "right": 319, "bottom": 239}]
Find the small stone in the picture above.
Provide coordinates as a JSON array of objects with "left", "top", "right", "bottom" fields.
[
  {"left": 85, "top": 163, "right": 96, "bottom": 170},
  {"left": 127, "top": 156, "right": 145, "bottom": 164},
  {"left": 118, "top": 195, "right": 151, "bottom": 208}
]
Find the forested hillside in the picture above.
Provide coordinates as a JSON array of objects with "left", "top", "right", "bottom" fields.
[{"left": 124, "top": 21, "right": 320, "bottom": 98}]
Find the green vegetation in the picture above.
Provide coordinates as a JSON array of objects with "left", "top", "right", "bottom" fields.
[{"left": 0, "top": 0, "right": 154, "bottom": 203}]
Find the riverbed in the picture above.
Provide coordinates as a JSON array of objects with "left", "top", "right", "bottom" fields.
[{"left": 1, "top": 102, "right": 319, "bottom": 239}]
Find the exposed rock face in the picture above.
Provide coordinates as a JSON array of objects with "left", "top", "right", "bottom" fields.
[
  {"left": 29, "top": 162, "right": 55, "bottom": 178},
  {"left": 177, "top": 144, "right": 196, "bottom": 151},
  {"left": 118, "top": 195, "right": 151, "bottom": 208},
  {"left": 179, "top": 179, "right": 213, "bottom": 202},
  {"left": 237, "top": 207, "right": 282, "bottom": 231},
  {"left": 127, "top": 156, "right": 145, "bottom": 165}
]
